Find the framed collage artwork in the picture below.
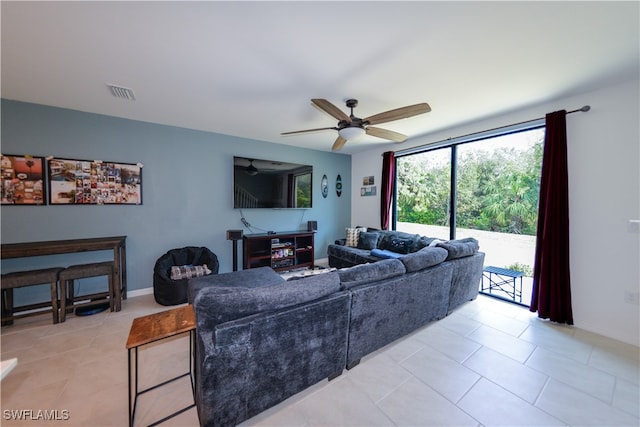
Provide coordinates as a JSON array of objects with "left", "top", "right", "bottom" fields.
[
  {"left": 47, "top": 158, "right": 142, "bottom": 205},
  {"left": 1, "top": 155, "right": 46, "bottom": 205}
]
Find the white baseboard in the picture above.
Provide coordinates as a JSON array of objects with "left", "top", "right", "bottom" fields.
[
  {"left": 127, "top": 287, "right": 153, "bottom": 298},
  {"left": 315, "top": 257, "right": 329, "bottom": 267}
]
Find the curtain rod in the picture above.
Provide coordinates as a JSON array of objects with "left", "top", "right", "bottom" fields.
[
  {"left": 390, "top": 105, "right": 591, "bottom": 157},
  {"left": 456, "top": 104, "right": 592, "bottom": 139}
]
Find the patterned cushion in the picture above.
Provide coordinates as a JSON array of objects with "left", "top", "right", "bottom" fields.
[
  {"left": 345, "top": 227, "right": 366, "bottom": 247},
  {"left": 170, "top": 264, "right": 212, "bottom": 280},
  {"left": 387, "top": 237, "right": 415, "bottom": 254},
  {"left": 378, "top": 231, "right": 421, "bottom": 253}
]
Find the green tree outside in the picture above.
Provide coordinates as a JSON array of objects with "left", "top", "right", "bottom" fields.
[{"left": 397, "top": 129, "right": 544, "bottom": 236}]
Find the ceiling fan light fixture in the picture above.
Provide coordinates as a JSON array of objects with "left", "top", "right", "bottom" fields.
[
  {"left": 245, "top": 159, "right": 259, "bottom": 176},
  {"left": 338, "top": 126, "right": 365, "bottom": 141}
]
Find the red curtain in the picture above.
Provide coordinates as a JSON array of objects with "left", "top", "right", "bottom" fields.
[
  {"left": 530, "top": 110, "right": 573, "bottom": 324},
  {"left": 381, "top": 151, "right": 395, "bottom": 230}
]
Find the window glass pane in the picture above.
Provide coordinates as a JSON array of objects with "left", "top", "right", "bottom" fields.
[
  {"left": 396, "top": 147, "right": 451, "bottom": 240},
  {"left": 294, "top": 172, "right": 311, "bottom": 208},
  {"left": 455, "top": 128, "right": 543, "bottom": 274}
]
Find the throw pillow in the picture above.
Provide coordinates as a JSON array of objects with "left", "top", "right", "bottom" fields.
[
  {"left": 357, "top": 231, "right": 379, "bottom": 250},
  {"left": 378, "top": 231, "right": 420, "bottom": 253},
  {"left": 345, "top": 227, "right": 366, "bottom": 247},
  {"left": 387, "top": 237, "right": 414, "bottom": 254},
  {"left": 170, "top": 264, "right": 212, "bottom": 280},
  {"left": 370, "top": 248, "right": 404, "bottom": 259}
]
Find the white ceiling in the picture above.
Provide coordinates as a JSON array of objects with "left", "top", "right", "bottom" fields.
[{"left": 2, "top": 1, "right": 638, "bottom": 154}]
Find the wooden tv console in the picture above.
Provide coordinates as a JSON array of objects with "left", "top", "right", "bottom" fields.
[{"left": 243, "top": 231, "right": 315, "bottom": 271}]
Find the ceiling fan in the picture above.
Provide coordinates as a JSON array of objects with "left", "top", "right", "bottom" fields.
[
  {"left": 282, "top": 99, "right": 431, "bottom": 151},
  {"left": 244, "top": 159, "right": 259, "bottom": 176},
  {"left": 236, "top": 158, "right": 280, "bottom": 176}
]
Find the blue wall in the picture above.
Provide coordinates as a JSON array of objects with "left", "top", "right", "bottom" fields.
[{"left": 1, "top": 100, "right": 351, "bottom": 302}]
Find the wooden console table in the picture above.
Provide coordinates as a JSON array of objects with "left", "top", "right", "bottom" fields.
[{"left": 1, "top": 236, "right": 128, "bottom": 299}]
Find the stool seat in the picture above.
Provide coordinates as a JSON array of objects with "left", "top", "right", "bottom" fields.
[
  {"left": 59, "top": 261, "right": 119, "bottom": 322},
  {"left": 2, "top": 267, "right": 65, "bottom": 288},
  {"left": 59, "top": 262, "right": 115, "bottom": 280},
  {"left": 1, "top": 267, "right": 65, "bottom": 325}
]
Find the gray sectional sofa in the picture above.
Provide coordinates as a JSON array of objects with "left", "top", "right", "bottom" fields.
[{"left": 188, "top": 236, "right": 484, "bottom": 427}]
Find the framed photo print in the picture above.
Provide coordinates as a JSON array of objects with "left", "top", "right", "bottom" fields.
[
  {"left": 48, "top": 157, "right": 142, "bottom": 205},
  {"left": 1, "top": 154, "right": 46, "bottom": 205}
]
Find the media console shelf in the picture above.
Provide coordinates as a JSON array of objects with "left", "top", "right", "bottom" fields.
[{"left": 243, "top": 231, "right": 315, "bottom": 271}]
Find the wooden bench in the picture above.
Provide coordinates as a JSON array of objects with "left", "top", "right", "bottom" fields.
[
  {"left": 59, "top": 261, "right": 119, "bottom": 322},
  {"left": 1, "top": 267, "right": 65, "bottom": 325}
]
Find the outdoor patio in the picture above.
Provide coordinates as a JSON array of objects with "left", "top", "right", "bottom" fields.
[{"left": 397, "top": 222, "right": 535, "bottom": 307}]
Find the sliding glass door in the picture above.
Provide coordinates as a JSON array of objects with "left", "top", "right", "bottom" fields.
[{"left": 395, "top": 127, "right": 545, "bottom": 306}]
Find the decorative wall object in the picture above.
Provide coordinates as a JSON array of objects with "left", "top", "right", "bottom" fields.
[
  {"left": 321, "top": 174, "right": 328, "bottom": 198},
  {"left": 361, "top": 175, "right": 376, "bottom": 196},
  {"left": 48, "top": 157, "right": 142, "bottom": 205},
  {"left": 336, "top": 174, "right": 342, "bottom": 197},
  {"left": 1, "top": 155, "right": 46, "bottom": 205},
  {"left": 361, "top": 186, "right": 377, "bottom": 197}
]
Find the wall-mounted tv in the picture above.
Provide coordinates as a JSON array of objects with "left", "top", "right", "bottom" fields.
[{"left": 233, "top": 157, "right": 312, "bottom": 209}]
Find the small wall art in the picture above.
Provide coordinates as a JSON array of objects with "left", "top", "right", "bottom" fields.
[
  {"left": 336, "top": 174, "right": 342, "bottom": 197},
  {"left": 321, "top": 174, "right": 328, "bottom": 198},
  {"left": 1, "top": 154, "right": 46, "bottom": 205},
  {"left": 361, "top": 175, "right": 376, "bottom": 197},
  {"left": 48, "top": 157, "right": 142, "bottom": 205},
  {"left": 361, "top": 186, "right": 377, "bottom": 197}
]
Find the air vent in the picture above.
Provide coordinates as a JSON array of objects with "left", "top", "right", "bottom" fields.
[{"left": 107, "top": 84, "right": 136, "bottom": 101}]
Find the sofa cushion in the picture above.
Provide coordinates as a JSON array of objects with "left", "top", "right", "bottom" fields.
[
  {"left": 345, "top": 227, "right": 366, "bottom": 247},
  {"left": 338, "top": 258, "right": 406, "bottom": 289},
  {"left": 370, "top": 248, "right": 404, "bottom": 259},
  {"left": 400, "top": 246, "right": 449, "bottom": 273},
  {"left": 188, "top": 266, "right": 284, "bottom": 303},
  {"left": 194, "top": 271, "right": 342, "bottom": 325},
  {"left": 437, "top": 237, "right": 480, "bottom": 260},
  {"left": 378, "top": 231, "right": 421, "bottom": 253},
  {"left": 414, "top": 236, "right": 443, "bottom": 250},
  {"left": 387, "top": 237, "right": 415, "bottom": 254},
  {"left": 357, "top": 231, "right": 380, "bottom": 250},
  {"left": 327, "top": 244, "right": 382, "bottom": 268}
]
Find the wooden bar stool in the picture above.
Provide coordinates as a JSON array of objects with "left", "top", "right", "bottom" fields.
[
  {"left": 1, "top": 267, "right": 65, "bottom": 325},
  {"left": 59, "top": 261, "right": 119, "bottom": 322}
]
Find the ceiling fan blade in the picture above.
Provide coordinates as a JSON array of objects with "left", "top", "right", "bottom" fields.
[
  {"left": 281, "top": 127, "right": 337, "bottom": 135},
  {"left": 311, "top": 99, "right": 351, "bottom": 122},
  {"left": 332, "top": 136, "right": 348, "bottom": 151},
  {"left": 363, "top": 103, "right": 431, "bottom": 126},
  {"left": 366, "top": 126, "right": 408, "bottom": 143}
]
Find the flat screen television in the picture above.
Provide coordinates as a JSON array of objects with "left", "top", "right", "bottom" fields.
[{"left": 233, "top": 157, "right": 312, "bottom": 209}]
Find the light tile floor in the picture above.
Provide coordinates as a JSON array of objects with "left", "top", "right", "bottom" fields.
[{"left": 1, "top": 293, "right": 638, "bottom": 426}]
